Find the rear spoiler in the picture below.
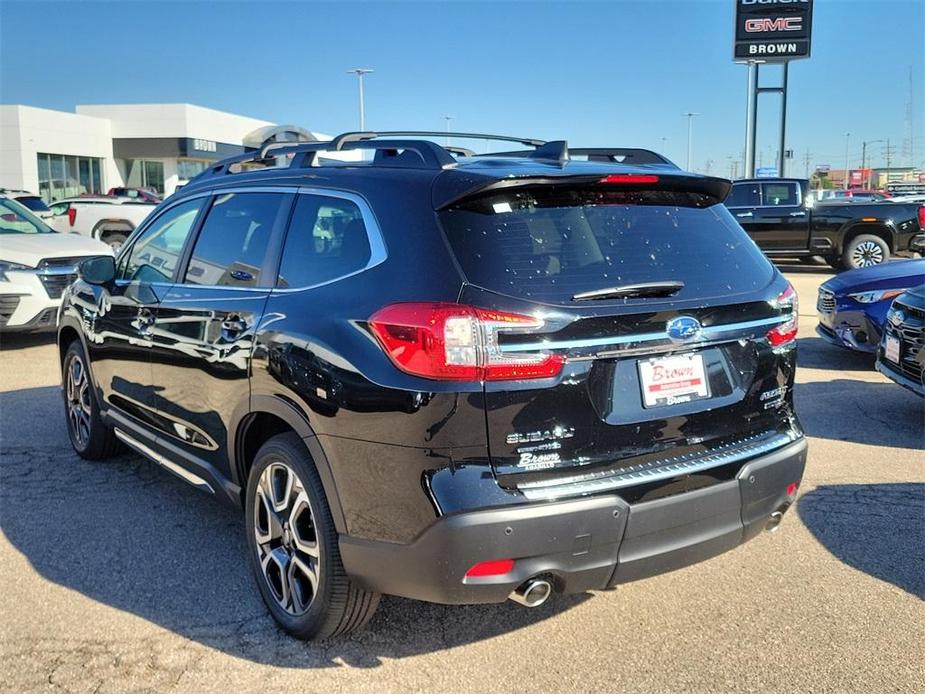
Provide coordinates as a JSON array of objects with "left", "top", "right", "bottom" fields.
[{"left": 433, "top": 172, "right": 733, "bottom": 210}]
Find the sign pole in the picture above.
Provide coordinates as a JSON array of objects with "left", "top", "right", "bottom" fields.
[
  {"left": 745, "top": 62, "right": 758, "bottom": 178},
  {"left": 777, "top": 62, "right": 788, "bottom": 177}
]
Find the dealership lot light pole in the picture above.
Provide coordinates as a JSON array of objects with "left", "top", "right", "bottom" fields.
[
  {"left": 443, "top": 115, "right": 455, "bottom": 146},
  {"left": 347, "top": 68, "right": 373, "bottom": 130},
  {"left": 682, "top": 112, "right": 700, "bottom": 171}
]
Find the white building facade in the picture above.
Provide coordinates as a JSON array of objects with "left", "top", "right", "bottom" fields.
[{"left": 0, "top": 103, "right": 320, "bottom": 200}]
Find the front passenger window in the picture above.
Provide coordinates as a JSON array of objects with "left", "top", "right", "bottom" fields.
[
  {"left": 121, "top": 198, "right": 204, "bottom": 283},
  {"left": 184, "top": 192, "right": 285, "bottom": 287}
]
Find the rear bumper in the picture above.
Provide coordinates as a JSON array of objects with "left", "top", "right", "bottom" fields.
[{"left": 339, "top": 437, "right": 807, "bottom": 604}]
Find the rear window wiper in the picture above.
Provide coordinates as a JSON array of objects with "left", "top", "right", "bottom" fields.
[{"left": 572, "top": 281, "right": 685, "bottom": 301}]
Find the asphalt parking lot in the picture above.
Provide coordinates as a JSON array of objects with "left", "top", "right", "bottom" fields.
[{"left": 1, "top": 266, "right": 922, "bottom": 693}]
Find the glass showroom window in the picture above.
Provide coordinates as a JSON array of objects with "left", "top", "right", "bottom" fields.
[
  {"left": 177, "top": 159, "right": 209, "bottom": 181},
  {"left": 126, "top": 159, "right": 166, "bottom": 195},
  {"left": 36, "top": 153, "right": 104, "bottom": 202}
]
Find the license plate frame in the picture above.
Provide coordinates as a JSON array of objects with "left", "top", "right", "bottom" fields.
[
  {"left": 638, "top": 352, "right": 710, "bottom": 409},
  {"left": 885, "top": 334, "right": 901, "bottom": 363}
]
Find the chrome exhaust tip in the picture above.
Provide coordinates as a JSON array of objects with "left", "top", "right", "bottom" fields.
[
  {"left": 508, "top": 578, "right": 552, "bottom": 608},
  {"left": 766, "top": 510, "right": 784, "bottom": 533}
]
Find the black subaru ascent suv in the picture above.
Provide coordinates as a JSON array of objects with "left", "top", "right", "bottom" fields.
[{"left": 58, "top": 132, "right": 807, "bottom": 639}]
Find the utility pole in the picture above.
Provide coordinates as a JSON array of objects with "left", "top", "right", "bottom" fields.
[
  {"left": 442, "top": 115, "right": 455, "bottom": 146},
  {"left": 347, "top": 68, "right": 373, "bottom": 130},
  {"left": 843, "top": 132, "right": 851, "bottom": 189},
  {"left": 803, "top": 149, "right": 812, "bottom": 178},
  {"left": 861, "top": 140, "right": 884, "bottom": 188},
  {"left": 883, "top": 138, "right": 896, "bottom": 187},
  {"left": 682, "top": 112, "right": 700, "bottom": 171},
  {"left": 660, "top": 136, "right": 670, "bottom": 158}
]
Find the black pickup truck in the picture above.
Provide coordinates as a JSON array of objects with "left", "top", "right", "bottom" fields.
[{"left": 725, "top": 178, "right": 925, "bottom": 270}]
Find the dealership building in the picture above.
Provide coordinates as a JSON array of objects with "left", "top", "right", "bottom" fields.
[{"left": 0, "top": 103, "right": 323, "bottom": 200}]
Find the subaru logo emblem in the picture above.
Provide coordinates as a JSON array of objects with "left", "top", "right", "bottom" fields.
[{"left": 666, "top": 316, "right": 702, "bottom": 343}]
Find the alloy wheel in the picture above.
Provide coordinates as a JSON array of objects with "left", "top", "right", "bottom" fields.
[
  {"left": 66, "top": 355, "right": 92, "bottom": 448},
  {"left": 253, "top": 462, "right": 321, "bottom": 615},
  {"left": 850, "top": 240, "right": 884, "bottom": 268}
]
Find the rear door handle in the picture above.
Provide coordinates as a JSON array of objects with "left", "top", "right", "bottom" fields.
[
  {"left": 789, "top": 211, "right": 807, "bottom": 217},
  {"left": 735, "top": 211, "right": 753, "bottom": 218}
]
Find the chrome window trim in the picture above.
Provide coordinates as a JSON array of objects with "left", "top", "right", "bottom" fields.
[
  {"left": 270, "top": 186, "right": 388, "bottom": 293},
  {"left": 118, "top": 185, "right": 388, "bottom": 294},
  {"left": 499, "top": 315, "right": 787, "bottom": 355}
]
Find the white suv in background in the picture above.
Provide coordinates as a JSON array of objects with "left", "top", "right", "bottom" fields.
[
  {"left": 0, "top": 195, "right": 112, "bottom": 332},
  {"left": 47, "top": 196, "right": 157, "bottom": 251}
]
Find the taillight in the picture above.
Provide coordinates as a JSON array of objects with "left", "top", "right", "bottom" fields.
[
  {"left": 917, "top": 205, "right": 925, "bottom": 228},
  {"left": 599, "top": 174, "right": 660, "bottom": 185},
  {"left": 368, "top": 303, "right": 564, "bottom": 381},
  {"left": 767, "top": 284, "right": 799, "bottom": 347},
  {"left": 67, "top": 206, "right": 76, "bottom": 227}
]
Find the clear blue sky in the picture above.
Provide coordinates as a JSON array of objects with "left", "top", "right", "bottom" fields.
[{"left": 1, "top": 0, "right": 922, "bottom": 176}]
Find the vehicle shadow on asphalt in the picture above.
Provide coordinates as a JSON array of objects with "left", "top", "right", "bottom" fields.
[
  {"left": 794, "top": 378, "right": 923, "bottom": 450},
  {"left": 797, "top": 483, "right": 925, "bottom": 599},
  {"left": 0, "top": 385, "right": 590, "bottom": 668},
  {"left": 796, "top": 336, "right": 877, "bottom": 372},
  {"left": 0, "top": 332, "right": 56, "bottom": 351}
]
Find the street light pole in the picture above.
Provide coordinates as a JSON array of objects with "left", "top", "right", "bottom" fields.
[
  {"left": 347, "top": 68, "right": 373, "bottom": 130},
  {"left": 682, "top": 112, "right": 700, "bottom": 171},
  {"left": 443, "top": 115, "right": 455, "bottom": 146}
]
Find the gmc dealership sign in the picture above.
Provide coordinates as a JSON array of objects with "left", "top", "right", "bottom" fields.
[{"left": 734, "top": 0, "right": 813, "bottom": 62}]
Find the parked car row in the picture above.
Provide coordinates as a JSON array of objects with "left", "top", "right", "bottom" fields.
[
  {"left": 816, "top": 258, "right": 924, "bottom": 396},
  {"left": 0, "top": 194, "right": 112, "bottom": 332}
]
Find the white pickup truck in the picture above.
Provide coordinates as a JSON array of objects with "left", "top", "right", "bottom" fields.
[{"left": 47, "top": 196, "right": 157, "bottom": 251}]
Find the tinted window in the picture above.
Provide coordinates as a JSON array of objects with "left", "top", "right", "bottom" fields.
[
  {"left": 725, "top": 183, "right": 759, "bottom": 207},
  {"left": 440, "top": 187, "right": 773, "bottom": 305},
  {"left": 761, "top": 183, "right": 798, "bottom": 206},
  {"left": 122, "top": 199, "right": 203, "bottom": 283},
  {"left": 185, "top": 192, "right": 285, "bottom": 287},
  {"left": 276, "top": 194, "right": 371, "bottom": 288},
  {"left": 16, "top": 196, "right": 50, "bottom": 213}
]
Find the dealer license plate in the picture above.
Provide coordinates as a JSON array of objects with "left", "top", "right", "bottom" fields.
[
  {"left": 885, "top": 335, "right": 900, "bottom": 363},
  {"left": 638, "top": 353, "right": 710, "bottom": 408}
]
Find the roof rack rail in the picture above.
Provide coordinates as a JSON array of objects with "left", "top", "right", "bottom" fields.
[
  {"left": 480, "top": 146, "right": 676, "bottom": 167},
  {"left": 331, "top": 131, "right": 546, "bottom": 149}
]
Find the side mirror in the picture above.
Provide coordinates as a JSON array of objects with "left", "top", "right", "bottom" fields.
[{"left": 79, "top": 255, "right": 116, "bottom": 285}]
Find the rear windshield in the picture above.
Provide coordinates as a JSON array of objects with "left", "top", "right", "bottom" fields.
[
  {"left": 439, "top": 187, "right": 774, "bottom": 304},
  {"left": 15, "top": 196, "right": 50, "bottom": 212}
]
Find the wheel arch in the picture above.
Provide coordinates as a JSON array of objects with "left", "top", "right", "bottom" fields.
[
  {"left": 91, "top": 219, "right": 135, "bottom": 241},
  {"left": 231, "top": 395, "right": 347, "bottom": 533},
  {"left": 837, "top": 221, "right": 896, "bottom": 255}
]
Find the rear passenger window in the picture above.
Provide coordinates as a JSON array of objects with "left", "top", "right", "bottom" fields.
[
  {"left": 724, "top": 183, "right": 759, "bottom": 208},
  {"left": 276, "top": 194, "right": 372, "bottom": 288},
  {"left": 761, "top": 183, "right": 798, "bottom": 206},
  {"left": 185, "top": 192, "right": 286, "bottom": 287}
]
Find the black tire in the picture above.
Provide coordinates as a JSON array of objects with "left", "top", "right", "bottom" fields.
[
  {"left": 825, "top": 255, "right": 845, "bottom": 271},
  {"left": 245, "top": 432, "right": 379, "bottom": 640},
  {"left": 62, "top": 340, "right": 121, "bottom": 460},
  {"left": 842, "top": 233, "right": 890, "bottom": 270},
  {"left": 100, "top": 231, "right": 128, "bottom": 252}
]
